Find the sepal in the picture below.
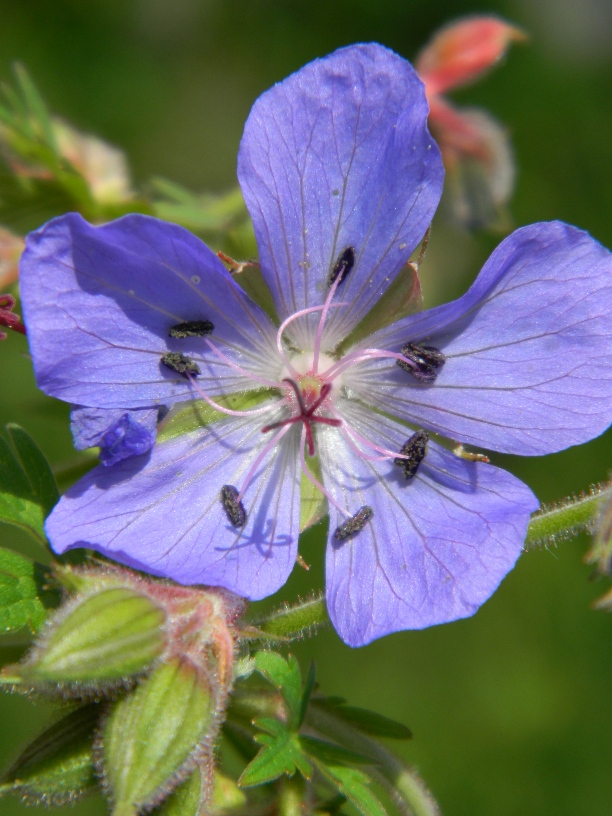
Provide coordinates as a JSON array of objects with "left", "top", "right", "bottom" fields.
[
  {"left": 17, "top": 585, "right": 166, "bottom": 689},
  {"left": 100, "top": 657, "right": 217, "bottom": 815}
]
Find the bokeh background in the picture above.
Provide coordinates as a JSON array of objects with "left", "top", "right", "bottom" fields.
[{"left": 1, "top": 0, "right": 611, "bottom": 814}]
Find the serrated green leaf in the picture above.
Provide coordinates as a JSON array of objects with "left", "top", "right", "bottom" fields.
[
  {"left": 238, "top": 718, "right": 312, "bottom": 788},
  {"left": 313, "top": 700, "right": 412, "bottom": 740},
  {"left": 0, "top": 705, "right": 99, "bottom": 805},
  {"left": 299, "top": 736, "right": 375, "bottom": 767},
  {"left": 0, "top": 424, "right": 59, "bottom": 542},
  {"left": 0, "top": 547, "right": 59, "bottom": 633},
  {"left": 253, "top": 652, "right": 303, "bottom": 728},
  {"left": 313, "top": 761, "right": 387, "bottom": 816}
]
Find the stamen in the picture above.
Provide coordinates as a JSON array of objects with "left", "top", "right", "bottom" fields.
[
  {"left": 298, "top": 426, "right": 351, "bottom": 518},
  {"left": 328, "top": 246, "right": 356, "bottom": 287},
  {"left": 394, "top": 431, "right": 429, "bottom": 479},
  {"left": 203, "top": 338, "right": 282, "bottom": 388},
  {"left": 397, "top": 343, "right": 446, "bottom": 383},
  {"left": 323, "top": 348, "right": 417, "bottom": 381},
  {"left": 276, "top": 301, "right": 347, "bottom": 377},
  {"left": 312, "top": 261, "right": 348, "bottom": 373},
  {"left": 220, "top": 485, "right": 247, "bottom": 527},
  {"left": 186, "top": 373, "right": 281, "bottom": 417},
  {"left": 333, "top": 506, "right": 373, "bottom": 541},
  {"left": 169, "top": 320, "right": 214, "bottom": 338},
  {"left": 161, "top": 352, "right": 201, "bottom": 378},
  {"left": 236, "top": 424, "right": 292, "bottom": 503}
]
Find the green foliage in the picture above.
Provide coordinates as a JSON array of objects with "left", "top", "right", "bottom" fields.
[
  {"left": 0, "top": 546, "right": 59, "bottom": 633},
  {"left": 0, "top": 423, "right": 59, "bottom": 543},
  {"left": 313, "top": 763, "right": 387, "bottom": 816},
  {"left": 311, "top": 699, "right": 412, "bottom": 741},
  {"left": 0, "top": 705, "right": 99, "bottom": 806},
  {"left": 239, "top": 716, "right": 313, "bottom": 787}
]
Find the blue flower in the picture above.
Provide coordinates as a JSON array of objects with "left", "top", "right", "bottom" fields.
[{"left": 20, "top": 45, "right": 612, "bottom": 646}]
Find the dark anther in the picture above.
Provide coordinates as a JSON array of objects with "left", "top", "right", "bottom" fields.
[
  {"left": 334, "top": 506, "right": 373, "bottom": 541},
  {"left": 328, "top": 246, "right": 356, "bottom": 287},
  {"left": 221, "top": 485, "right": 247, "bottom": 528},
  {"left": 394, "top": 430, "right": 429, "bottom": 480},
  {"left": 160, "top": 352, "right": 201, "bottom": 378},
  {"left": 169, "top": 320, "right": 214, "bottom": 338},
  {"left": 397, "top": 343, "right": 446, "bottom": 383}
]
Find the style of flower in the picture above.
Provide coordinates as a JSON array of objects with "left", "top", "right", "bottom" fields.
[{"left": 20, "top": 45, "right": 612, "bottom": 647}]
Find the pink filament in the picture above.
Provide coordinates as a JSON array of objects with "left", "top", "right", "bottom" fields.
[
  {"left": 298, "top": 426, "right": 351, "bottom": 518},
  {"left": 204, "top": 338, "right": 282, "bottom": 388},
  {"left": 236, "top": 424, "right": 292, "bottom": 503},
  {"left": 186, "top": 373, "right": 282, "bottom": 418},
  {"left": 323, "top": 348, "right": 417, "bottom": 381}
]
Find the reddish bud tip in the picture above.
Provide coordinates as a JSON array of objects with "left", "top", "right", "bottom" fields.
[{"left": 416, "top": 16, "right": 527, "bottom": 97}]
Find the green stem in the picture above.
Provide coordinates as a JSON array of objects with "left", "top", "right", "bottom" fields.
[
  {"left": 246, "top": 483, "right": 612, "bottom": 640},
  {"left": 525, "top": 483, "right": 611, "bottom": 549},
  {"left": 305, "top": 702, "right": 440, "bottom": 816},
  {"left": 253, "top": 594, "right": 328, "bottom": 640},
  {"left": 277, "top": 775, "right": 307, "bottom": 816}
]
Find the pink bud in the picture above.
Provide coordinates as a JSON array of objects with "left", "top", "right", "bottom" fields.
[{"left": 416, "top": 16, "right": 526, "bottom": 97}]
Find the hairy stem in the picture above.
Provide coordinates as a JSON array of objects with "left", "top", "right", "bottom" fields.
[{"left": 525, "top": 482, "right": 611, "bottom": 549}]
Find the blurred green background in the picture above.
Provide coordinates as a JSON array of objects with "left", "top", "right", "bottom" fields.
[{"left": 1, "top": 0, "right": 611, "bottom": 814}]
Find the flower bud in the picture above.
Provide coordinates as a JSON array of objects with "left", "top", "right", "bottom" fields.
[
  {"left": 20, "top": 586, "right": 166, "bottom": 689},
  {"left": 100, "top": 657, "right": 217, "bottom": 815}
]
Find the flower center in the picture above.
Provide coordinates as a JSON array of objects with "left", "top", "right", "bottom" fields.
[{"left": 261, "top": 365, "right": 342, "bottom": 457}]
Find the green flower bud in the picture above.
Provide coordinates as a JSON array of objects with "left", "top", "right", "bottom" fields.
[
  {"left": 0, "top": 705, "right": 99, "bottom": 806},
  {"left": 21, "top": 586, "right": 166, "bottom": 689},
  {"left": 101, "top": 656, "right": 217, "bottom": 815}
]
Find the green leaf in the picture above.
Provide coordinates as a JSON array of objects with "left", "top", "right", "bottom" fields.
[
  {"left": 312, "top": 762, "right": 387, "bottom": 816},
  {"left": 253, "top": 652, "right": 303, "bottom": 729},
  {"left": 0, "top": 423, "right": 59, "bottom": 542},
  {"left": 0, "top": 547, "right": 59, "bottom": 633},
  {"left": 298, "top": 661, "right": 316, "bottom": 729},
  {"left": 254, "top": 595, "right": 328, "bottom": 641},
  {"left": 238, "top": 718, "right": 312, "bottom": 788},
  {"left": 313, "top": 699, "right": 412, "bottom": 740},
  {"left": 0, "top": 705, "right": 99, "bottom": 805},
  {"left": 299, "top": 736, "right": 375, "bottom": 767}
]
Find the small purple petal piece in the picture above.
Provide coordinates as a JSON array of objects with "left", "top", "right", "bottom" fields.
[
  {"left": 71, "top": 406, "right": 158, "bottom": 466},
  {"left": 238, "top": 44, "right": 443, "bottom": 348},
  {"left": 46, "top": 413, "right": 301, "bottom": 601},
  {"left": 319, "top": 409, "right": 538, "bottom": 647},
  {"left": 19, "top": 213, "right": 279, "bottom": 409},
  {"left": 357, "top": 222, "right": 612, "bottom": 455}
]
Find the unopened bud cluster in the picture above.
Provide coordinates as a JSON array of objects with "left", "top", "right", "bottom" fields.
[{"left": 1, "top": 564, "right": 245, "bottom": 815}]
